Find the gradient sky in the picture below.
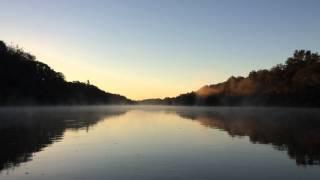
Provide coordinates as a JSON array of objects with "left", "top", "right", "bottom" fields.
[{"left": 1, "top": 0, "right": 319, "bottom": 100}]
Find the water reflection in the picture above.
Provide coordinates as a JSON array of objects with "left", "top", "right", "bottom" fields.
[
  {"left": 0, "top": 106, "right": 319, "bottom": 177},
  {"left": 176, "top": 107, "right": 320, "bottom": 166},
  {"left": 0, "top": 106, "right": 127, "bottom": 172}
]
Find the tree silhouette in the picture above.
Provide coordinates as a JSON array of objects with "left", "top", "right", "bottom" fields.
[
  {"left": 1, "top": 39, "right": 319, "bottom": 107},
  {"left": 140, "top": 50, "right": 320, "bottom": 107},
  {"left": 0, "top": 40, "right": 133, "bottom": 105}
]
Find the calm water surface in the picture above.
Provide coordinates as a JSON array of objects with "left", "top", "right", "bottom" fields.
[{"left": 0, "top": 106, "right": 319, "bottom": 180}]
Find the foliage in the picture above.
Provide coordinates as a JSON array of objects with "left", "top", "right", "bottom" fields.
[
  {"left": 0, "top": 41, "right": 132, "bottom": 105},
  {"left": 146, "top": 50, "right": 320, "bottom": 106}
]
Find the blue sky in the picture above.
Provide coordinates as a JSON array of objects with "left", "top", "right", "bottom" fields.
[{"left": 1, "top": 0, "right": 319, "bottom": 99}]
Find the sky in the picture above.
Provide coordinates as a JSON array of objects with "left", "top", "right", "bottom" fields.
[{"left": 1, "top": 0, "right": 319, "bottom": 100}]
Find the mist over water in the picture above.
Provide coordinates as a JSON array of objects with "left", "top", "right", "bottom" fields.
[{"left": 0, "top": 106, "right": 319, "bottom": 180}]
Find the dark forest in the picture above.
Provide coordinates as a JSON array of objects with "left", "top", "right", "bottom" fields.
[
  {"left": 1, "top": 40, "right": 319, "bottom": 106},
  {"left": 0, "top": 41, "right": 132, "bottom": 105},
  {"left": 141, "top": 50, "right": 320, "bottom": 106}
]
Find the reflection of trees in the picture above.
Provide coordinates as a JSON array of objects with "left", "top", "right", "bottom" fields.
[
  {"left": 177, "top": 108, "right": 320, "bottom": 166},
  {"left": 0, "top": 107, "right": 127, "bottom": 171}
]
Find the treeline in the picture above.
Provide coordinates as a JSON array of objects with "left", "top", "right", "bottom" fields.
[
  {"left": 1, "top": 40, "right": 319, "bottom": 107},
  {"left": 0, "top": 41, "right": 133, "bottom": 105},
  {"left": 141, "top": 50, "right": 320, "bottom": 107}
]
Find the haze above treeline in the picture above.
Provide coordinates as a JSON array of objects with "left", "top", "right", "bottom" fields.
[{"left": 0, "top": 40, "right": 319, "bottom": 107}]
